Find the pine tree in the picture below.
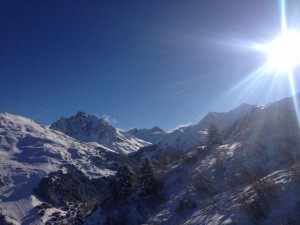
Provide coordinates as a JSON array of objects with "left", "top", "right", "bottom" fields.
[
  {"left": 138, "top": 157, "right": 157, "bottom": 196},
  {"left": 114, "top": 164, "right": 133, "bottom": 199},
  {"left": 206, "top": 123, "right": 224, "bottom": 146}
]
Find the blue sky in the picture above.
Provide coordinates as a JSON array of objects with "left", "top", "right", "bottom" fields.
[{"left": 1, "top": 0, "right": 300, "bottom": 130}]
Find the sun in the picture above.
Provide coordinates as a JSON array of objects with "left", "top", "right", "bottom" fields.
[{"left": 261, "top": 31, "right": 300, "bottom": 72}]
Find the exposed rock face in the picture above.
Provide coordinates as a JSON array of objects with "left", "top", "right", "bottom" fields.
[{"left": 50, "top": 112, "right": 150, "bottom": 154}]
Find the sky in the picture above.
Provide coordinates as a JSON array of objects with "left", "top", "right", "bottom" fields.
[{"left": 1, "top": 0, "right": 300, "bottom": 130}]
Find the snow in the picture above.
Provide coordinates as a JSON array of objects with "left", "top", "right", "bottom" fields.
[
  {"left": 0, "top": 112, "right": 130, "bottom": 224},
  {"left": 50, "top": 112, "right": 151, "bottom": 154},
  {"left": 1, "top": 94, "right": 300, "bottom": 225},
  {"left": 138, "top": 141, "right": 300, "bottom": 225},
  {"left": 132, "top": 103, "right": 257, "bottom": 160},
  {"left": 125, "top": 126, "right": 167, "bottom": 144}
]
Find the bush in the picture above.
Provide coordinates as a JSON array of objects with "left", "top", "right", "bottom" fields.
[
  {"left": 193, "top": 171, "right": 215, "bottom": 197},
  {"left": 241, "top": 197, "right": 268, "bottom": 221},
  {"left": 175, "top": 196, "right": 197, "bottom": 215},
  {"left": 240, "top": 178, "right": 278, "bottom": 221}
]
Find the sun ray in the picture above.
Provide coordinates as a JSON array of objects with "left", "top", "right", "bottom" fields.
[
  {"left": 280, "top": 0, "right": 287, "bottom": 33},
  {"left": 287, "top": 69, "right": 300, "bottom": 126},
  {"left": 280, "top": 0, "right": 300, "bottom": 127}
]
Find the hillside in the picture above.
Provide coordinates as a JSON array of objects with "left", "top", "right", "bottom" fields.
[
  {"left": 0, "top": 113, "right": 135, "bottom": 225},
  {"left": 86, "top": 94, "right": 300, "bottom": 225},
  {"left": 1, "top": 94, "right": 300, "bottom": 225}
]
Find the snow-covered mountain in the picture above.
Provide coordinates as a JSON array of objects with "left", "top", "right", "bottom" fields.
[
  {"left": 0, "top": 112, "right": 135, "bottom": 225},
  {"left": 132, "top": 103, "right": 258, "bottom": 159},
  {"left": 50, "top": 112, "right": 150, "bottom": 155},
  {"left": 85, "top": 95, "right": 300, "bottom": 225},
  {"left": 2, "top": 94, "right": 300, "bottom": 225},
  {"left": 125, "top": 126, "right": 167, "bottom": 143}
]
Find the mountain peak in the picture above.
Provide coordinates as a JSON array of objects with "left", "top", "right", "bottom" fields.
[
  {"left": 150, "top": 126, "right": 165, "bottom": 133},
  {"left": 50, "top": 112, "right": 149, "bottom": 154},
  {"left": 236, "top": 102, "right": 255, "bottom": 109},
  {"left": 75, "top": 111, "right": 88, "bottom": 118}
]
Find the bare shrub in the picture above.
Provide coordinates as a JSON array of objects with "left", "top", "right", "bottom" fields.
[
  {"left": 175, "top": 195, "right": 197, "bottom": 218},
  {"left": 252, "top": 178, "right": 278, "bottom": 203},
  {"left": 193, "top": 171, "right": 215, "bottom": 197},
  {"left": 240, "top": 178, "right": 278, "bottom": 221},
  {"left": 235, "top": 159, "right": 269, "bottom": 185},
  {"left": 241, "top": 197, "right": 268, "bottom": 221},
  {"left": 213, "top": 152, "right": 226, "bottom": 179},
  {"left": 226, "top": 170, "right": 239, "bottom": 194}
]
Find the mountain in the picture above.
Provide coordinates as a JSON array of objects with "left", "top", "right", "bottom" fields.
[
  {"left": 85, "top": 94, "right": 300, "bottom": 225},
  {"left": 0, "top": 112, "right": 136, "bottom": 225},
  {"left": 131, "top": 103, "right": 258, "bottom": 160},
  {"left": 125, "top": 126, "right": 167, "bottom": 143},
  {"left": 50, "top": 112, "right": 150, "bottom": 155},
  {"left": 2, "top": 95, "right": 300, "bottom": 225},
  {"left": 227, "top": 96, "right": 300, "bottom": 142}
]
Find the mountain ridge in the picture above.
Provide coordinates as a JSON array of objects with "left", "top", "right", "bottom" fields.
[
  {"left": 50, "top": 112, "right": 150, "bottom": 155},
  {"left": 125, "top": 126, "right": 167, "bottom": 144},
  {"left": 130, "top": 102, "right": 258, "bottom": 160}
]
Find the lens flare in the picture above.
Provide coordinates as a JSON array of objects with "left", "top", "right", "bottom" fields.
[
  {"left": 225, "top": 0, "right": 300, "bottom": 127},
  {"left": 261, "top": 32, "right": 300, "bottom": 72}
]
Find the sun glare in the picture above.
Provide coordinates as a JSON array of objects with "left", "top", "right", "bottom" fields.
[{"left": 263, "top": 32, "right": 300, "bottom": 72}]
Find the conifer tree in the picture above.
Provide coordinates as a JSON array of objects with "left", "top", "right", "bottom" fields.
[
  {"left": 114, "top": 164, "right": 133, "bottom": 199},
  {"left": 206, "top": 123, "right": 224, "bottom": 146},
  {"left": 138, "top": 157, "right": 157, "bottom": 196}
]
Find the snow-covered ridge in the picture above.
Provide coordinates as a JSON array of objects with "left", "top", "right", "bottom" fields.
[
  {"left": 50, "top": 111, "right": 151, "bottom": 155},
  {"left": 132, "top": 103, "right": 258, "bottom": 160},
  {"left": 125, "top": 126, "right": 167, "bottom": 143},
  {"left": 1, "top": 94, "right": 300, "bottom": 224},
  {"left": 0, "top": 112, "right": 134, "bottom": 224}
]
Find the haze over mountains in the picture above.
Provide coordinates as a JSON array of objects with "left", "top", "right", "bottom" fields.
[
  {"left": 1, "top": 94, "right": 300, "bottom": 224},
  {"left": 49, "top": 103, "right": 258, "bottom": 157}
]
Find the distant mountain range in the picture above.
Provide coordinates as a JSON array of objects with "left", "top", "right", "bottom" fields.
[
  {"left": 132, "top": 102, "right": 260, "bottom": 160},
  {"left": 1, "top": 94, "right": 300, "bottom": 224},
  {"left": 50, "top": 103, "right": 258, "bottom": 157}
]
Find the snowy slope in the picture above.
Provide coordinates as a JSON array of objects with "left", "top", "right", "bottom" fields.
[
  {"left": 2, "top": 94, "right": 300, "bottom": 225},
  {"left": 0, "top": 112, "right": 133, "bottom": 225},
  {"left": 86, "top": 92, "right": 300, "bottom": 225},
  {"left": 50, "top": 112, "right": 150, "bottom": 155},
  {"left": 86, "top": 139, "right": 300, "bottom": 225},
  {"left": 125, "top": 126, "right": 167, "bottom": 143},
  {"left": 144, "top": 92, "right": 300, "bottom": 224},
  {"left": 143, "top": 143, "right": 300, "bottom": 225}
]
